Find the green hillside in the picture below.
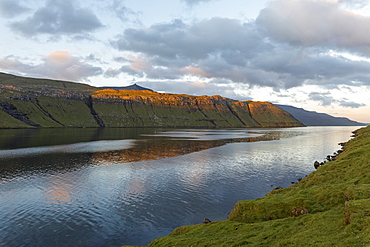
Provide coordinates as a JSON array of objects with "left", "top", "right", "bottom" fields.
[
  {"left": 0, "top": 72, "right": 96, "bottom": 91},
  {"left": 0, "top": 73, "right": 303, "bottom": 129},
  {"left": 142, "top": 126, "right": 370, "bottom": 246}
]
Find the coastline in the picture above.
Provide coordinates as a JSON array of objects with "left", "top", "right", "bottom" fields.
[{"left": 135, "top": 125, "right": 370, "bottom": 246}]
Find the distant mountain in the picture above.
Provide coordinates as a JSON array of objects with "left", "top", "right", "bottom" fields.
[
  {"left": 276, "top": 104, "right": 366, "bottom": 126},
  {"left": 99, "top": 83, "right": 153, "bottom": 91}
]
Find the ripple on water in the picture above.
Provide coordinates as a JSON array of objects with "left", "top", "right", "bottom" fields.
[{"left": 0, "top": 127, "right": 359, "bottom": 246}]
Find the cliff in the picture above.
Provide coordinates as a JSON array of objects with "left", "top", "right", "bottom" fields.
[
  {"left": 142, "top": 126, "right": 370, "bottom": 246},
  {"left": 90, "top": 89, "right": 303, "bottom": 128},
  {"left": 0, "top": 72, "right": 303, "bottom": 128}
]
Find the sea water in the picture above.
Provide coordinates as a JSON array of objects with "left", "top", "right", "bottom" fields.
[{"left": 0, "top": 126, "right": 359, "bottom": 246}]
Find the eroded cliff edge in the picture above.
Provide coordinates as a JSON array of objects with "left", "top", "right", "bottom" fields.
[{"left": 0, "top": 72, "right": 303, "bottom": 128}]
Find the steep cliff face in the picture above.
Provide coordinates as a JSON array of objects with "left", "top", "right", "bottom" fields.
[
  {"left": 0, "top": 73, "right": 303, "bottom": 128},
  {"left": 90, "top": 89, "right": 303, "bottom": 128},
  {"left": 248, "top": 101, "right": 304, "bottom": 127}
]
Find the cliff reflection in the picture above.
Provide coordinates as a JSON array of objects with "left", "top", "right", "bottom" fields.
[
  {"left": 0, "top": 128, "right": 306, "bottom": 182},
  {"left": 89, "top": 130, "right": 305, "bottom": 166},
  {"left": 45, "top": 179, "right": 72, "bottom": 206}
]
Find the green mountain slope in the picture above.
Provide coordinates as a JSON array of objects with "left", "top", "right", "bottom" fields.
[
  {"left": 0, "top": 72, "right": 96, "bottom": 91},
  {"left": 0, "top": 72, "right": 303, "bottom": 128}
]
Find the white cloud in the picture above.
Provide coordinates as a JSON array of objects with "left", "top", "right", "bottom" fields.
[
  {"left": 0, "top": 51, "right": 103, "bottom": 81},
  {"left": 339, "top": 0, "right": 369, "bottom": 9}
]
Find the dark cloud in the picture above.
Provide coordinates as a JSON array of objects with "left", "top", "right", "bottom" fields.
[
  {"left": 108, "top": 1, "right": 370, "bottom": 94},
  {"left": 309, "top": 92, "right": 366, "bottom": 108},
  {"left": 0, "top": 0, "right": 29, "bottom": 18},
  {"left": 181, "top": 0, "right": 216, "bottom": 6},
  {"left": 85, "top": 53, "right": 108, "bottom": 65},
  {"left": 256, "top": 0, "right": 370, "bottom": 55},
  {"left": 110, "top": 0, "right": 139, "bottom": 22},
  {"left": 106, "top": 65, "right": 145, "bottom": 78},
  {"left": 112, "top": 18, "right": 284, "bottom": 86},
  {"left": 308, "top": 92, "right": 335, "bottom": 106},
  {"left": 339, "top": 100, "right": 366, "bottom": 108},
  {"left": 0, "top": 51, "right": 103, "bottom": 81},
  {"left": 252, "top": 46, "right": 370, "bottom": 87},
  {"left": 105, "top": 68, "right": 125, "bottom": 78},
  {"left": 10, "top": 0, "right": 103, "bottom": 37},
  {"left": 113, "top": 56, "right": 131, "bottom": 63},
  {"left": 112, "top": 16, "right": 370, "bottom": 89},
  {"left": 114, "top": 18, "right": 264, "bottom": 60}
]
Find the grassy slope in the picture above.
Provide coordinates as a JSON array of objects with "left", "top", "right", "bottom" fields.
[
  {"left": 0, "top": 110, "right": 31, "bottom": 128},
  {"left": 143, "top": 126, "right": 370, "bottom": 247},
  {"left": 36, "top": 96, "right": 99, "bottom": 127},
  {"left": 0, "top": 72, "right": 96, "bottom": 91},
  {"left": 92, "top": 90, "right": 302, "bottom": 128},
  {"left": 92, "top": 90, "right": 245, "bottom": 128},
  {"left": 248, "top": 101, "right": 303, "bottom": 127},
  {"left": 0, "top": 73, "right": 303, "bottom": 128},
  {"left": 0, "top": 72, "right": 98, "bottom": 128},
  {"left": 0, "top": 96, "right": 99, "bottom": 128}
]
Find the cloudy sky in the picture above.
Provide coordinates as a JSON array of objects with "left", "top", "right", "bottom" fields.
[{"left": 1, "top": 0, "right": 370, "bottom": 123}]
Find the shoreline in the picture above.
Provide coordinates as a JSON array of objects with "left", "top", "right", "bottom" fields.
[{"left": 136, "top": 125, "right": 370, "bottom": 246}]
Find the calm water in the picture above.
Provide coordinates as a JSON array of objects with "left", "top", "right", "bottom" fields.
[{"left": 0, "top": 126, "right": 360, "bottom": 246}]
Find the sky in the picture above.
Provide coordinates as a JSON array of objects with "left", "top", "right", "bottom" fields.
[{"left": 1, "top": 0, "right": 370, "bottom": 123}]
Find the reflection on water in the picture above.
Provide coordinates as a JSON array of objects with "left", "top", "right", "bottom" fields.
[
  {"left": 0, "top": 126, "right": 360, "bottom": 246},
  {"left": 0, "top": 128, "right": 306, "bottom": 182},
  {"left": 0, "top": 139, "right": 135, "bottom": 158},
  {"left": 0, "top": 128, "right": 147, "bottom": 150},
  {"left": 45, "top": 176, "right": 73, "bottom": 206}
]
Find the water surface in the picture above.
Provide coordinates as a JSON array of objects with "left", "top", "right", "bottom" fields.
[{"left": 0, "top": 126, "right": 360, "bottom": 246}]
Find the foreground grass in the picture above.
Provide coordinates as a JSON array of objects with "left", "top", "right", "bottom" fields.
[{"left": 138, "top": 126, "right": 370, "bottom": 247}]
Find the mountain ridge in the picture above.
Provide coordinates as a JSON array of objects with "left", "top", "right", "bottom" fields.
[
  {"left": 0, "top": 72, "right": 303, "bottom": 128},
  {"left": 276, "top": 104, "right": 365, "bottom": 126},
  {"left": 99, "top": 83, "right": 154, "bottom": 91}
]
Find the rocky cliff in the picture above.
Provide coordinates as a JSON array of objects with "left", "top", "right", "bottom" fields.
[{"left": 0, "top": 72, "right": 303, "bottom": 128}]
